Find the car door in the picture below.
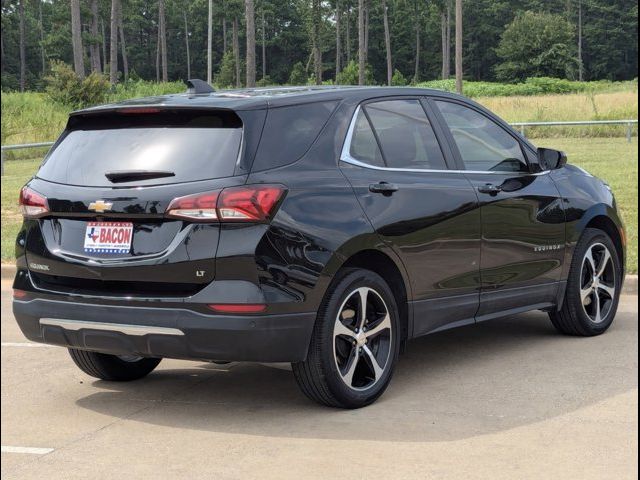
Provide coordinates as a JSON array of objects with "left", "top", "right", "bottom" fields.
[
  {"left": 339, "top": 97, "right": 482, "bottom": 337},
  {"left": 430, "top": 98, "right": 566, "bottom": 321}
]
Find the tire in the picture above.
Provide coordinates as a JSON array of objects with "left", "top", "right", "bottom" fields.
[
  {"left": 550, "top": 228, "right": 622, "bottom": 336},
  {"left": 292, "top": 268, "right": 401, "bottom": 408},
  {"left": 68, "top": 348, "right": 161, "bottom": 381}
]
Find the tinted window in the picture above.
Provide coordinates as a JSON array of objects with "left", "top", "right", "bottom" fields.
[
  {"left": 365, "top": 100, "right": 446, "bottom": 170},
  {"left": 38, "top": 111, "right": 242, "bottom": 186},
  {"left": 435, "top": 101, "right": 528, "bottom": 172},
  {"left": 349, "top": 108, "right": 384, "bottom": 167},
  {"left": 251, "top": 101, "right": 338, "bottom": 171}
]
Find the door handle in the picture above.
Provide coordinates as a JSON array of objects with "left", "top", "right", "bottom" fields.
[
  {"left": 477, "top": 183, "right": 502, "bottom": 195},
  {"left": 369, "top": 182, "right": 399, "bottom": 196}
]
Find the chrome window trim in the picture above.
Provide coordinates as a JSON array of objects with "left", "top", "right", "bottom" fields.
[{"left": 339, "top": 104, "right": 549, "bottom": 176}]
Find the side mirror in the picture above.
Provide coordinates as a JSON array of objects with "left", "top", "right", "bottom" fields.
[{"left": 537, "top": 148, "right": 567, "bottom": 171}]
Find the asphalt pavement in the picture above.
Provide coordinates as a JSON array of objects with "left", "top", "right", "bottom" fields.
[{"left": 1, "top": 279, "right": 637, "bottom": 479}]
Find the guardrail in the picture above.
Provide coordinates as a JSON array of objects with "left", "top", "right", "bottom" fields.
[
  {"left": 512, "top": 119, "right": 638, "bottom": 142},
  {"left": 1, "top": 119, "right": 638, "bottom": 176},
  {"left": 1, "top": 142, "right": 54, "bottom": 176}
]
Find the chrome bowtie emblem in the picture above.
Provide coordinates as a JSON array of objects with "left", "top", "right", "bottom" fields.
[{"left": 88, "top": 200, "right": 113, "bottom": 213}]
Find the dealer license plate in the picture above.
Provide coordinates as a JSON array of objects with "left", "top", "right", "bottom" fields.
[{"left": 84, "top": 222, "right": 133, "bottom": 254}]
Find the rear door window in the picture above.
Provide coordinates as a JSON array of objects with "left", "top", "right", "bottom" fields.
[
  {"left": 365, "top": 100, "right": 447, "bottom": 170},
  {"left": 37, "top": 110, "right": 243, "bottom": 186},
  {"left": 349, "top": 108, "right": 385, "bottom": 167}
]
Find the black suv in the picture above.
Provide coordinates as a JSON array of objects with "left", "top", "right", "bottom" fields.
[{"left": 13, "top": 85, "right": 626, "bottom": 408}]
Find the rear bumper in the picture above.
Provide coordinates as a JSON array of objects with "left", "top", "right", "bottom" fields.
[{"left": 13, "top": 297, "right": 316, "bottom": 362}]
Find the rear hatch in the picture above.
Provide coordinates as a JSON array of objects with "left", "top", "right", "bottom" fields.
[{"left": 23, "top": 108, "right": 247, "bottom": 297}]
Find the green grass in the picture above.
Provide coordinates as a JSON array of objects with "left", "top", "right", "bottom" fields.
[
  {"left": 534, "top": 137, "right": 638, "bottom": 274},
  {"left": 418, "top": 77, "right": 638, "bottom": 98},
  {"left": 1, "top": 158, "right": 41, "bottom": 262},
  {"left": 1, "top": 137, "right": 637, "bottom": 273}
]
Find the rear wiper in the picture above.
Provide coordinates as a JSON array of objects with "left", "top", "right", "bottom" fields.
[{"left": 105, "top": 170, "right": 175, "bottom": 183}]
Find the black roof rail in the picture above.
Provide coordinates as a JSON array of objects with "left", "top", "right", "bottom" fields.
[{"left": 185, "top": 79, "right": 215, "bottom": 94}]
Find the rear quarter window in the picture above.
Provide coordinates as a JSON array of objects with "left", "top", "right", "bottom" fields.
[{"left": 250, "top": 101, "right": 338, "bottom": 172}]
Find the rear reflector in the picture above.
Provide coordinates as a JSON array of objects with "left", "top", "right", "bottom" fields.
[
  {"left": 19, "top": 186, "right": 49, "bottom": 218},
  {"left": 165, "top": 185, "right": 286, "bottom": 223},
  {"left": 207, "top": 304, "right": 267, "bottom": 314},
  {"left": 13, "top": 289, "right": 27, "bottom": 299}
]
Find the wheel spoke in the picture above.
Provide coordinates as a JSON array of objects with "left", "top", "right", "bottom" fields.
[
  {"left": 334, "top": 320, "right": 356, "bottom": 340},
  {"left": 362, "top": 345, "right": 384, "bottom": 382},
  {"left": 365, "top": 313, "right": 391, "bottom": 339},
  {"left": 584, "top": 247, "right": 596, "bottom": 274},
  {"left": 356, "top": 287, "right": 369, "bottom": 331},
  {"left": 598, "top": 282, "right": 616, "bottom": 299},
  {"left": 341, "top": 348, "right": 359, "bottom": 387},
  {"left": 593, "top": 291, "right": 602, "bottom": 323},
  {"left": 596, "top": 248, "right": 611, "bottom": 278}
]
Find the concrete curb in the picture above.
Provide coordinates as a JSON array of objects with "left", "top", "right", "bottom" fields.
[{"left": 2, "top": 263, "right": 637, "bottom": 294}]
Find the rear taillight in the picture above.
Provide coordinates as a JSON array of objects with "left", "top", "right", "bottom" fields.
[
  {"left": 165, "top": 185, "right": 286, "bottom": 223},
  {"left": 166, "top": 191, "right": 219, "bottom": 221},
  {"left": 217, "top": 185, "right": 285, "bottom": 222},
  {"left": 19, "top": 186, "right": 49, "bottom": 218}
]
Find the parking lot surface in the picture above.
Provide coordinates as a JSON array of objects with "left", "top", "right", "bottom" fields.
[{"left": 1, "top": 280, "right": 637, "bottom": 479}]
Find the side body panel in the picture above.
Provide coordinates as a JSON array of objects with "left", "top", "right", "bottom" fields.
[
  {"left": 550, "top": 165, "right": 627, "bottom": 282},
  {"left": 463, "top": 171, "right": 566, "bottom": 319}
]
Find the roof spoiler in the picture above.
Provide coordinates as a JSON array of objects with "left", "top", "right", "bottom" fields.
[{"left": 185, "top": 79, "right": 215, "bottom": 95}]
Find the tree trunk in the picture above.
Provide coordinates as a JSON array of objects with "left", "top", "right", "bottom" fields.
[
  {"left": 245, "top": 0, "right": 256, "bottom": 87},
  {"left": 382, "top": 0, "right": 391, "bottom": 85},
  {"left": 39, "top": 0, "right": 46, "bottom": 75},
  {"left": 414, "top": 2, "right": 420, "bottom": 82},
  {"left": 346, "top": 6, "right": 351, "bottom": 64},
  {"left": 71, "top": 0, "right": 85, "bottom": 79},
  {"left": 233, "top": 17, "right": 241, "bottom": 87},
  {"left": 118, "top": 2, "right": 128, "bottom": 81},
  {"left": 363, "top": 0, "right": 369, "bottom": 63},
  {"left": 335, "top": 0, "right": 341, "bottom": 79},
  {"left": 19, "top": 0, "right": 26, "bottom": 91},
  {"left": 156, "top": 23, "right": 160, "bottom": 82},
  {"left": 312, "top": 0, "right": 322, "bottom": 84},
  {"left": 455, "top": 0, "right": 462, "bottom": 93},
  {"left": 101, "top": 18, "right": 107, "bottom": 73},
  {"left": 261, "top": 9, "right": 266, "bottom": 80},
  {"left": 357, "top": 0, "right": 365, "bottom": 85},
  {"left": 441, "top": 10, "right": 446, "bottom": 79},
  {"left": 207, "top": 0, "right": 213, "bottom": 84},
  {"left": 159, "top": 0, "right": 168, "bottom": 82},
  {"left": 578, "top": 0, "right": 583, "bottom": 81},
  {"left": 184, "top": 11, "right": 191, "bottom": 79},
  {"left": 89, "top": 0, "right": 101, "bottom": 73},
  {"left": 445, "top": 1, "right": 451, "bottom": 79},
  {"left": 223, "top": 17, "right": 227, "bottom": 53},
  {"left": 109, "top": 0, "right": 118, "bottom": 84}
]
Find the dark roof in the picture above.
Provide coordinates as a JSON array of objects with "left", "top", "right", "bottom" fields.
[{"left": 72, "top": 85, "right": 462, "bottom": 115}]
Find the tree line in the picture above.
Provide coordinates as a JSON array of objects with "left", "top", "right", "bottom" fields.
[{"left": 1, "top": 0, "right": 637, "bottom": 92}]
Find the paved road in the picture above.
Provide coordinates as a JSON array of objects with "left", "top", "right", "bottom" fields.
[{"left": 1, "top": 280, "right": 637, "bottom": 479}]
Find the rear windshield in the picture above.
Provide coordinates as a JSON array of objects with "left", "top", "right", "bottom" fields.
[{"left": 37, "top": 110, "right": 243, "bottom": 186}]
